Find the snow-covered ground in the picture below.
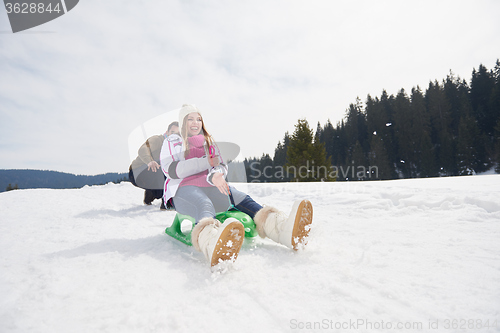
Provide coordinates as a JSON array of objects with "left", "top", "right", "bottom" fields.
[{"left": 1, "top": 175, "right": 500, "bottom": 333}]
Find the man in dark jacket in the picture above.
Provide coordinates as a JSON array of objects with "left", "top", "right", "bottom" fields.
[{"left": 129, "top": 122, "right": 179, "bottom": 209}]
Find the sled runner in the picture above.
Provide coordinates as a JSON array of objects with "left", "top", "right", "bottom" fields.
[{"left": 165, "top": 210, "right": 258, "bottom": 246}]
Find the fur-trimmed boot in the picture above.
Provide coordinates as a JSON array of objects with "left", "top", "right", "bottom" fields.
[
  {"left": 191, "top": 217, "right": 245, "bottom": 267},
  {"left": 254, "top": 199, "right": 313, "bottom": 250}
]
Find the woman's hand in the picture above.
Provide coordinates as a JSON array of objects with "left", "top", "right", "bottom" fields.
[
  {"left": 212, "top": 172, "right": 230, "bottom": 195},
  {"left": 147, "top": 161, "right": 160, "bottom": 172},
  {"left": 208, "top": 155, "right": 220, "bottom": 167}
]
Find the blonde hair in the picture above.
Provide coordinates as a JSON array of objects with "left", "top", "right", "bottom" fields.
[{"left": 181, "top": 112, "right": 215, "bottom": 158}]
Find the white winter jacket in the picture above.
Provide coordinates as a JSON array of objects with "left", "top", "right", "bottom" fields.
[{"left": 159, "top": 134, "right": 228, "bottom": 203}]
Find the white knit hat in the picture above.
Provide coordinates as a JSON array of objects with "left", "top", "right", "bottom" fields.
[{"left": 178, "top": 104, "right": 201, "bottom": 127}]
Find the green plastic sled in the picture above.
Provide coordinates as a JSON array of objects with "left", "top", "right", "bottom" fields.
[{"left": 165, "top": 210, "right": 258, "bottom": 246}]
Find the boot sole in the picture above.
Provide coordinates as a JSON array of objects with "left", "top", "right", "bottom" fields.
[
  {"left": 211, "top": 220, "right": 245, "bottom": 267},
  {"left": 291, "top": 200, "right": 313, "bottom": 250}
]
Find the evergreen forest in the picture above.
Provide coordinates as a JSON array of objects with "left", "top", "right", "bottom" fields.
[{"left": 245, "top": 60, "right": 500, "bottom": 182}]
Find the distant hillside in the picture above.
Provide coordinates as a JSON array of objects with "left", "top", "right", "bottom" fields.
[{"left": 0, "top": 169, "right": 129, "bottom": 192}]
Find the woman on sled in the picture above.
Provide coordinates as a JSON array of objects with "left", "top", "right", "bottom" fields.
[{"left": 160, "top": 104, "right": 313, "bottom": 267}]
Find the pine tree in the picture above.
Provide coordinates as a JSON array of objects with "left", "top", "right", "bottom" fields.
[
  {"left": 332, "top": 120, "right": 348, "bottom": 167},
  {"left": 411, "top": 87, "right": 432, "bottom": 176},
  {"left": 286, "top": 119, "right": 314, "bottom": 181},
  {"left": 471, "top": 64, "right": 496, "bottom": 136},
  {"left": 366, "top": 95, "right": 383, "bottom": 137},
  {"left": 393, "top": 89, "right": 415, "bottom": 177},
  {"left": 244, "top": 157, "right": 258, "bottom": 182},
  {"left": 318, "top": 120, "right": 335, "bottom": 159},
  {"left": 491, "top": 60, "right": 500, "bottom": 170},
  {"left": 273, "top": 132, "right": 290, "bottom": 167},
  {"left": 368, "top": 134, "right": 392, "bottom": 180},
  {"left": 345, "top": 98, "right": 368, "bottom": 152},
  {"left": 379, "top": 90, "right": 397, "bottom": 168},
  {"left": 456, "top": 116, "right": 480, "bottom": 175},
  {"left": 286, "top": 119, "right": 333, "bottom": 182},
  {"left": 312, "top": 132, "right": 334, "bottom": 181},
  {"left": 444, "top": 71, "right": 465, "bottom": 135},
  {"left": 273, "top": 132, "right": 291, "bottom": 182},
  {"left": 495, "top": 119, "right": 500, "bottom": 173},
  {"left": 350, "top": 141, "right": 367, "bottom": 180},
  {"left": 259, "top": 154, "right": 274, "bottom": 182},
  {"left": 419, "top": 131, "right": 435, "bottom": 177},
  {"left": 426, "top": 81, "right": 455, "bottom": 175}
]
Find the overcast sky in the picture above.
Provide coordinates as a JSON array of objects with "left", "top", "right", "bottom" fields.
[{"left": 1, "top": 0, "right": 500, "bottom": 175}]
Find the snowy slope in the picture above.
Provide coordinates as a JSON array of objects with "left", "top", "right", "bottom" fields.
[{"left": 1, "top": 176, "right": 500, "bottom": 333}]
